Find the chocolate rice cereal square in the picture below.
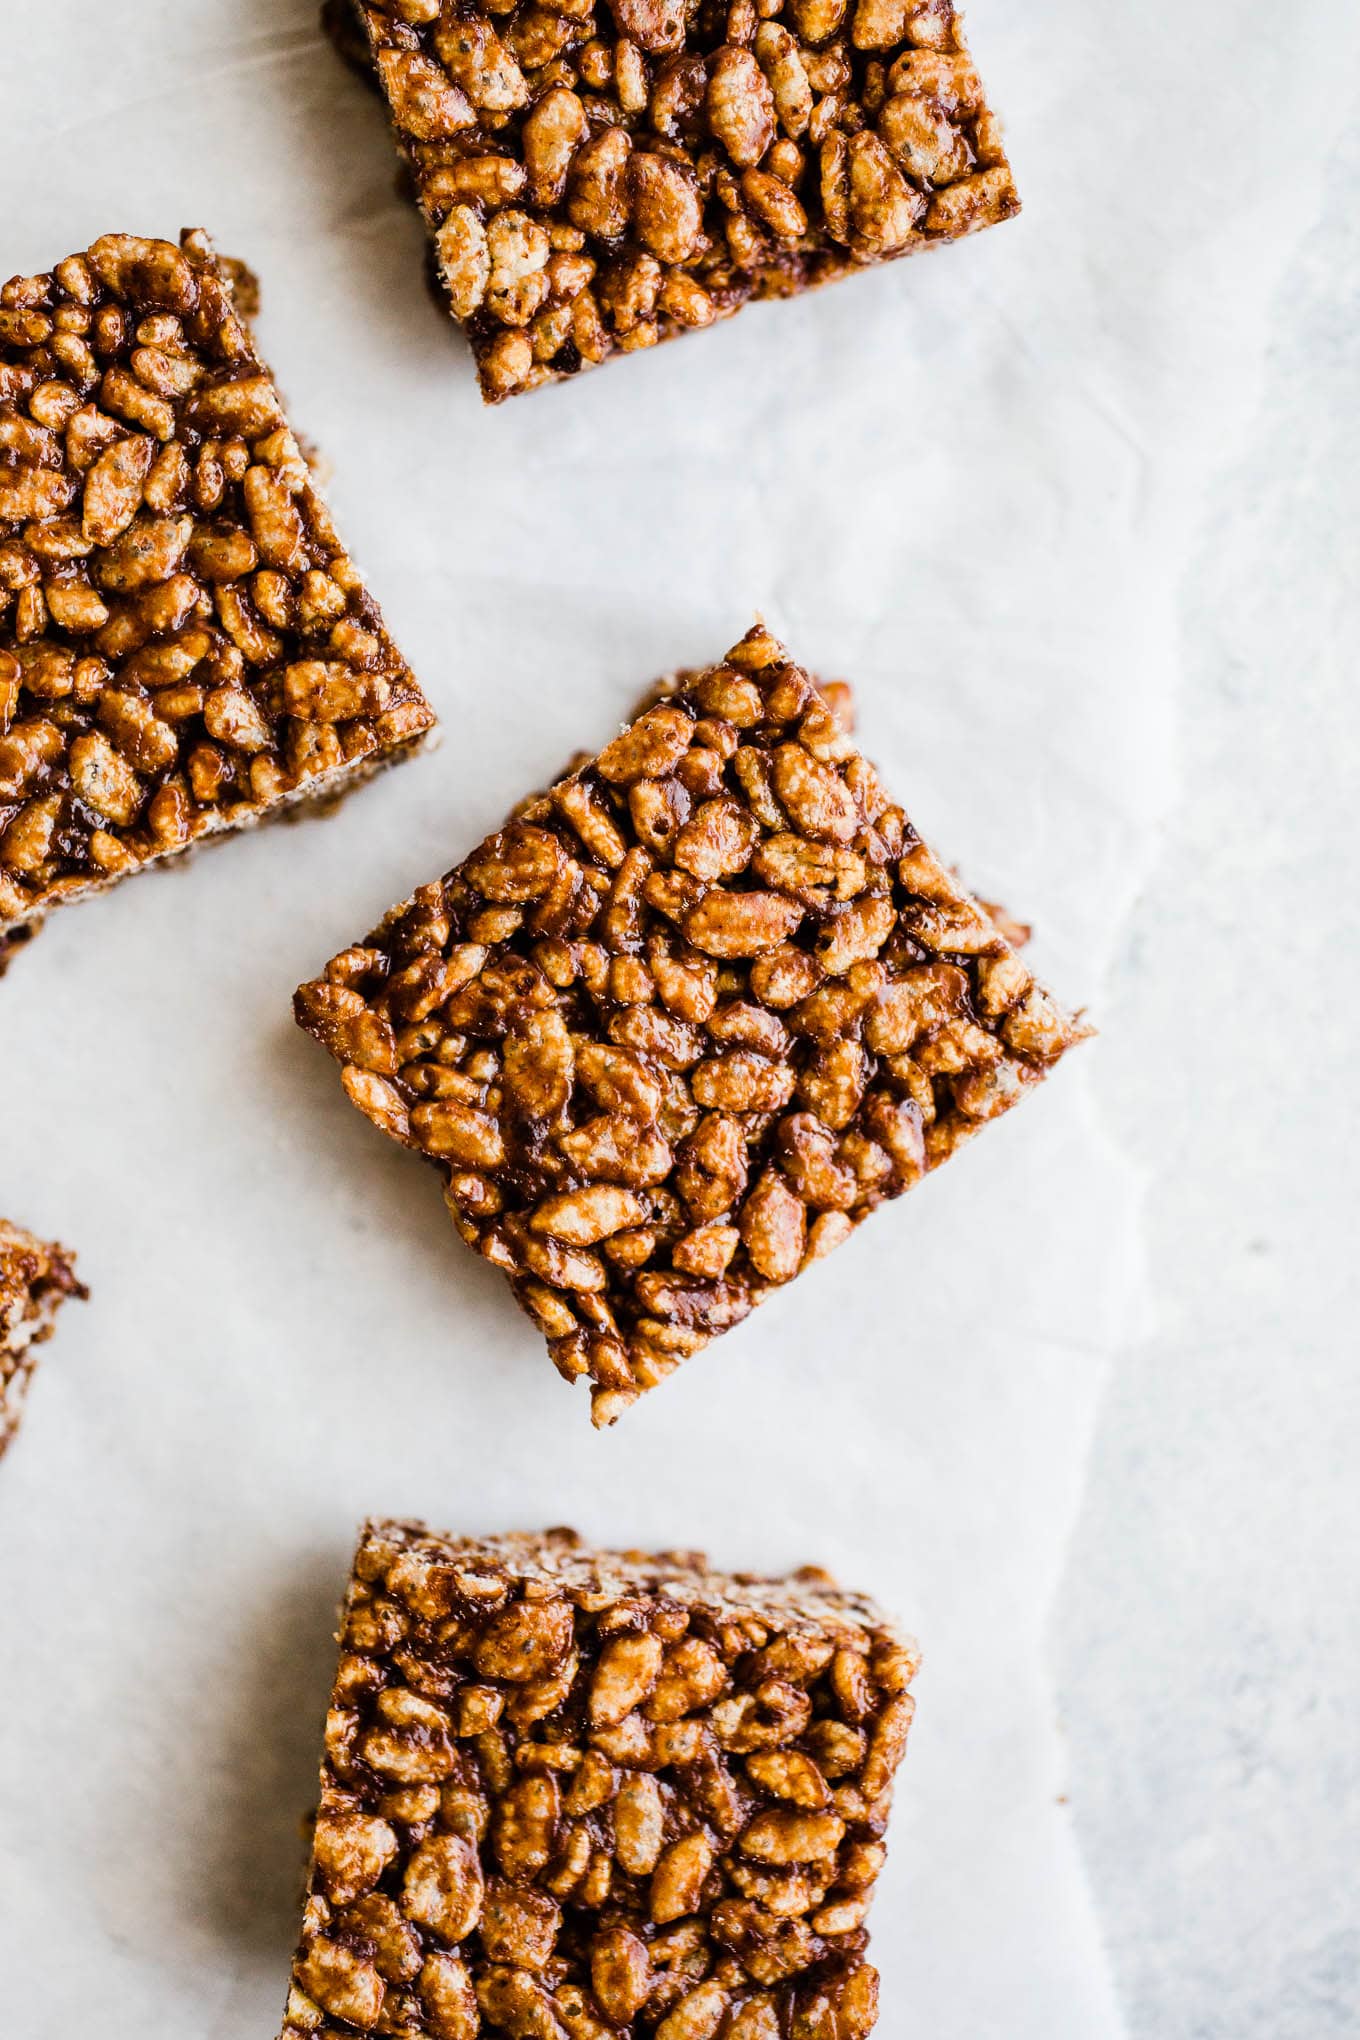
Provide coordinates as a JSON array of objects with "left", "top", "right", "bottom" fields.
[
  {"left": 278, "top": 1520, "right": 918, "bottom": 2037},
  {"left": 0, "top": 230, "right": 435, "bottom": 958},
  {"left": 295, "top": 623, "right": 1089, "bottom": 1425},
  {"left": 335, "top": 0, "right": 1019, "bottom": 401}
]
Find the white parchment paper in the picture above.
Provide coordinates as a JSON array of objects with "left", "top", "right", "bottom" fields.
[{"left": 1, "top": 4, "right": 1356, "bottom": 2035}]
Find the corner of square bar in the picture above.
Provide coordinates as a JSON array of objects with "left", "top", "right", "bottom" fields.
[{"left": 0, "top": 1216, "right": 85, "bottom": 1456}]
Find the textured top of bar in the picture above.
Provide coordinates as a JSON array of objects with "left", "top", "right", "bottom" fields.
[
  {"left": 364, "top": 1518, "right": 904, "bottom": 1635},
  {"left": 0, "top": 229, "right": 435, "bottom": 937},
  {"left": 297, "top": 623, "right": 1089, "bottom": 1424},
  {"left": 345, "top": 0, "right": 1018, "bottom": 399}
]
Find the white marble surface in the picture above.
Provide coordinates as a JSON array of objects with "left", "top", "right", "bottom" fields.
[{"left": 0, "top": 4, "right": 1356, "bottom": 2037}]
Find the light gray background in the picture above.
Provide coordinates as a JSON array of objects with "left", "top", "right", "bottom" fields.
[
  {"left": 0, "top": 4, "right": 1357, "bottom": 2037},
  {"left": 1058, "top": 105, "right": 1360, "bottom": 2040}
]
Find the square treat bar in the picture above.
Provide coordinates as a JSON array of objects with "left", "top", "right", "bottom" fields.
[
  {"left": 0, "top": 1217, "right": 84, "bottom": 1455},
  {"left": 296, "top": 623, "right": 1089, "bottom": 1425},
  {"left": 0, "top": 230, "right": 435, "bottom": 954},
  {"left": 337, "top": 0, "right": 1018, "bottom": 401},
  {"left": 279, "top": 1520, "right": 917, "bottom": 2038}
]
